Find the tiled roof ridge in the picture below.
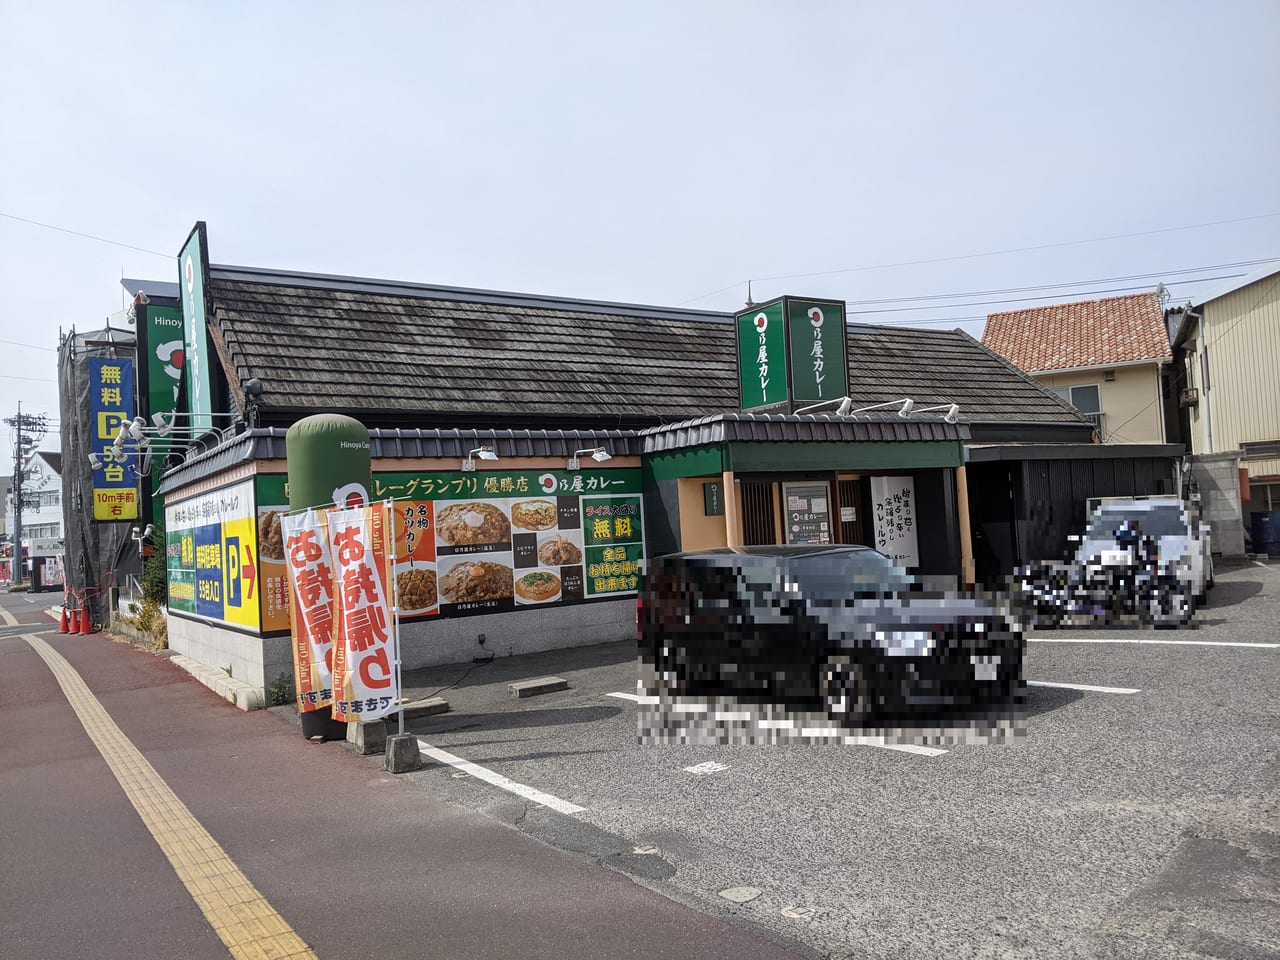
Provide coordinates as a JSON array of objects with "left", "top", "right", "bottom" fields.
[
  {"left": 985, "top": 289, "right": 1156, "bottom": 321},
  {"left": 209, "top": 266, "right": 734, "bottom": 324}
]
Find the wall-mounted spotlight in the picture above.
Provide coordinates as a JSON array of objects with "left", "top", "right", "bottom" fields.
[
  {"left": 461, "top": 446, "right": 499, "bottom": 472},
  {"left": 87, "top": 452, "right": 103, "bottom": 470},
  {"left": 567, "top": 447, "right": 613, "bottom": 470},
  {"left": 915, "top": 402, "right": 961, "bottom": 424}
]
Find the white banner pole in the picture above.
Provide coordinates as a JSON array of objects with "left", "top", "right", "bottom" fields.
[{"left": 388, "top": 498, "right": 404, "bottom": 736}]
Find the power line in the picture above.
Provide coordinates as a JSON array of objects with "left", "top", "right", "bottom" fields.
[
  {"left": 678, "top": 211, "right": 1280, "bottom": 305},
  {"left": 0, "top": 211, "right": 171, "bottom": 259},
  {"left": 0, "top": 338, "right": 57, "bottom": 352},
  {"left": 843, "top": 258, "right": 1280, "bottom": 307},
  {"left": 0, "top": 375, "right": 57, "bottom": 382},
  {"left": 848, "top": 273, "right": 1246, "bottom": 317}
]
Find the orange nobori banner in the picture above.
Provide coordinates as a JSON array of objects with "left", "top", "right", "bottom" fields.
[
  {"left": 328, "top": 505, "right": 399, "bottom": 723},
  {"left": 281, "top": 509, "right": 336, "bottom": 713}
]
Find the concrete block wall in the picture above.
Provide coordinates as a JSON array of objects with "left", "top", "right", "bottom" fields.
[{"left": 1189, "top": 452, "right": 1245, "bottom": 557}]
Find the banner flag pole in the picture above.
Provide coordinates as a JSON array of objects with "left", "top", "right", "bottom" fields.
[{"left": 387, "top": 497, "right": 404, "bottom": 737}]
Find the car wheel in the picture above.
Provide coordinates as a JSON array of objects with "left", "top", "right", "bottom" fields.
[{"left": 822, "top": 657, "right": 870, "bottom": 722}]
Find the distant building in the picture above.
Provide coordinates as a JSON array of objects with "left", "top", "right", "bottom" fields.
[
  {"left": 20, "top": 451, "right": 64, "bottom": 557},
  {"left": 983, "top": 292, "right": 1173, "bottom": 444},
  {"left": 0, "top": 474, "right": 10, "bottom": 538},
  {"left": 1166, "top": 266, "right": 1280, "bottom": 551}
]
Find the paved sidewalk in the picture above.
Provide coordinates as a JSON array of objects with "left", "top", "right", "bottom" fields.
[{"left": 2, "top": 593, "right": 812, "bottom": 960}]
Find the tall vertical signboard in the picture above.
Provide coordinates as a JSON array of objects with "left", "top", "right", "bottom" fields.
[
  {"left": 178, "top": 222, "right": 213, "bottom": 434},
  {"left": 735, "top": 300, "right": 788, "bottom": 411},
  {"left": 139, "top": 303, "right": 185, "bottom": 418},
  {"left": 786, "top": 299, "right": 848, "bottom": 405},
  {"left": 136, "top": 300, "right": 185, "bottom": 527},
  {"left": 735, "top": 296, "right": 849, "bottom": 412},
  {"left": 87, "top": 357, "right": 139, "bottom": 521}
]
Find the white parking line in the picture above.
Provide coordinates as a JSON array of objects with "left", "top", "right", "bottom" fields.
[
  {"left": 1028, "top": 638, "right": 1278, "bottom": 649},
  {"left": 415, "top": 740, "right": 585, "bottom": 815},
  {"left": 1028, "top": 680, "right": 1140, "bottom": 694}
]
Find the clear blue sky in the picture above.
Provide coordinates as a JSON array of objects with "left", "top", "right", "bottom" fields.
[{"left": 2, "top": 1, "right": 1278, "bottom": 466}]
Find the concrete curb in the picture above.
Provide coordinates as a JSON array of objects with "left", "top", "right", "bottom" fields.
[{"left": 169, "top": 654, "right": 265, "bottom": 711}]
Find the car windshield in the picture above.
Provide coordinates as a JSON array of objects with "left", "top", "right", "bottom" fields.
[
  {"left": 782, "top": 550, "right": 916, "bottom": 600},
  {"left": 1086, "top": 505, "right": 1190, "bottom": 540}
]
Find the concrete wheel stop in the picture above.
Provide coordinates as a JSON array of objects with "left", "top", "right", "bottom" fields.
[{"left": 508, "top": 676, "right": 569, "bottom": 698}]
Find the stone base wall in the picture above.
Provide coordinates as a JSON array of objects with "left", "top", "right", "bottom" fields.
[
  {"left": 164, "top": 598, "right": 636, "bottom": 703},
  {"left": 166, "top": 616, "right": 294, "bottom": 697}
]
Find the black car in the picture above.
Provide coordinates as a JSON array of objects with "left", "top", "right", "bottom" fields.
[{"left": 638, "top": 545, "right": 1023, "bottom": 722}]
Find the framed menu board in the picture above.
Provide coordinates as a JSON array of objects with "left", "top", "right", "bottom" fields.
[{"left": 782, "top": 481, "right": 833, "bottom": 545}]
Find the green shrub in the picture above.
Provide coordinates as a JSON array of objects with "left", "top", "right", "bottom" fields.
[
  {"left": 142, "top": 518, "right": 168, "bottom": 606},
  {"left": 266, "top": 672, "right": 294, "bottom": 707}
]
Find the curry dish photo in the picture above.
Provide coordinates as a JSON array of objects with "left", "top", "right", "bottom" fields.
[
  {"left": 515, "top": 571, "right": 561, "bottom": 603},
  {"left": 511, "top": 499, "right": 558, "bottom": 531},
  {"left": 258, "top": 510, "right": 285, "bottom": 562},
  {"left": 396, "top": 567, "right": 438, "bottom": 611},
  {"left": 537, "top": 534, "right": 582, "bottom": 566},
  {"left": 436, "top": 502, "right": 511, "bottom": 546},
  {"left": 439, "top": 561, "right": 513, "bottom": 603}
]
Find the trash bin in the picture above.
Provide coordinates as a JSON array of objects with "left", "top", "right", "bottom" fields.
[{"left": 1251, "top": 512, "right": 1280, "bottom": 557}]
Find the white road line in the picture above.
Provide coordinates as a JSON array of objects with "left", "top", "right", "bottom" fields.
[
  {"left": 607, "top": 692, "right": 659, "bottom": 704},
  {"left": 1028, "top": 637, "right": 1279, "bottom": 649},
  {"left": 1028, "top": 680, "right": 1140, "bottom": 694},
  {"left": 862, "top": 742, "right": 950, "bottom": 757},
  {"left": 414, "top": 740, "right": 585, "bottom": 815}
]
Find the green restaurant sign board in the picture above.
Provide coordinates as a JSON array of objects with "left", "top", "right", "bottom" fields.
[{"left": 735, "top": 296, "right": 848, "bottom": 412}]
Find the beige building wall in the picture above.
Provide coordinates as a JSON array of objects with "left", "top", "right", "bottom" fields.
[
  {"left": 1037, "top": 363, "right": 1165, "bottom": 444},
  {"left": 677, "top": 477, "right": 729, "bottom": 551},
  {"left": 1186, "top": 277, "right": 1280, "bottom": 480}
]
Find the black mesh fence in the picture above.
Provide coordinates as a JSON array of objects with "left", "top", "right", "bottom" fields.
[{"left": 58, "top": 325, "right": 142, "bottom": 624}]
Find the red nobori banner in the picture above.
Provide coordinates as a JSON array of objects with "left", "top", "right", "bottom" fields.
[
  {"left": 328, "top": 505, "right": 398, "bottom": 722},
  {"left": 281, "top": 509, "right": 336, "bottom": 713}
]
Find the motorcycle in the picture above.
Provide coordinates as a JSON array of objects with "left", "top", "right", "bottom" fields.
[{"left": 1012, "top": 530, "right": 1193, "bottom": 629}]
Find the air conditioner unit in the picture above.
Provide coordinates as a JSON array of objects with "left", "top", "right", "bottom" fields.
[{"left": 1180, "top": 387, "right": 1200, "bottom": 407}]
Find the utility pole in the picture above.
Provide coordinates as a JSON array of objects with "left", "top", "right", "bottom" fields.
[{"left": 5, "top": 402, "right": 49, "bottom": 585}]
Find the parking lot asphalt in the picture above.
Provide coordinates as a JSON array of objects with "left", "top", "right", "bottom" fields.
[{"left": 380, "top": 558, "right": 1280, "bottom": 960}]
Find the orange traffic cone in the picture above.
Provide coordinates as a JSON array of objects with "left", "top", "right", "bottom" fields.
[
  {"left": 58, "top": 606, "right": 70, "bottom": 633},
  {"left": 80, "top": 605, "right": 94, "bottom": 635}
]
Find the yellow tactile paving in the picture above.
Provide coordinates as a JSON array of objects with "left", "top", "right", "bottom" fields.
[
  {"left": 0, "top": 605, "right": 18, "bottom": 626},
  {"left": 23, "top": 633, "right": 319, "bottom": 960}
]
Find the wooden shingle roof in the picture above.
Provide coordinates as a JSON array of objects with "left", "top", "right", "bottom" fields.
[
  {"left": 205, "top": 269, "right": 1085, "bottom": 428},
  {"left": 982, "top": 291, "right": 1172, "bottom": 373}
]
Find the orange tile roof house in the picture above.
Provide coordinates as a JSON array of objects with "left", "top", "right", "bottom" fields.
[{"left": 983, "top": 291, "right": 1173, "bottom": 444}]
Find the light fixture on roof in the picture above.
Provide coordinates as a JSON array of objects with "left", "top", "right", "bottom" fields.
[
  {"left": 914, "top": 402, "right": 961, "bottom": 424},
  {"left": 462, "top": 446, "right": 499, "bottom": 472},
  {"left": 794, "top": 396, "right": 855, "bottom": 416},
  {"left": 567, "top": 447, "right": 612, "bottom": 471},
  {"left": 849, "top": 398, "right": 915, "bottom": 418}
]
